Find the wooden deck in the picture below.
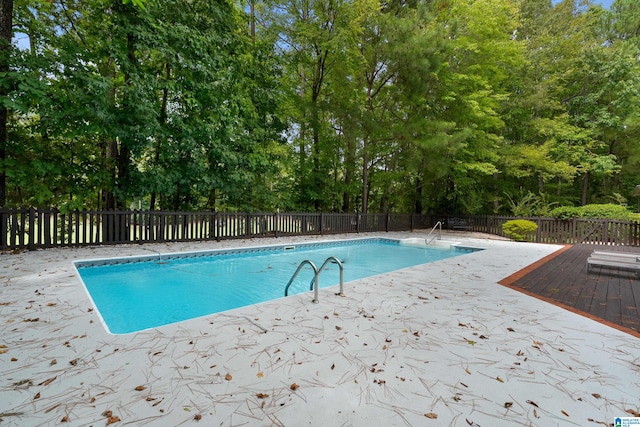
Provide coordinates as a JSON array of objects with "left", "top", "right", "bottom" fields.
[{"left": 500, "top": 243, "right": 640, "bottom": 338}]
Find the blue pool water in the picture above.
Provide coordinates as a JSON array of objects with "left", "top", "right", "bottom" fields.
[{"left": 75, "top": 238, "right": 480, "bottom": 334}]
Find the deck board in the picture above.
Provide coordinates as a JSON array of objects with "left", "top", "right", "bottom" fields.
[{"left": 500, "top": 243, "right": 640, "bottom": 337}]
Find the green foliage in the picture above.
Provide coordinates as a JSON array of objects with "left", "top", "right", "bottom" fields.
[
  {"left": 506, "top": 191, "right": 558, "bottom": 217},
  {"left": 548, "top": 206, "right": 582, "bottom": 220},
  {"left": 502, "top": 219, "right": 538, "bottom": 241},
  {"left": 502, "top": 219, "right": 538, "bottom": 242},
  {"left": 3, "top": 0, "right": 640, "bottom": 214},
  {"left": 549, "top": 203, "right": 634, "bottom": 220}
]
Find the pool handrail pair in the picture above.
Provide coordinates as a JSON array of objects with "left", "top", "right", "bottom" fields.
[{"left": 284, "top": 256, "right": 344, "bottom": 303}]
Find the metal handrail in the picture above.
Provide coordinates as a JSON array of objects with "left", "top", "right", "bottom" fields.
[
  {"left": 425, "top": 221, "right": 442, "bottom": 245},
  {"left": 284, "top": 260, "right": 319, "bottom": 303},
  {"left": 311, "top": 256, "right": 344, "bottom": 296}
]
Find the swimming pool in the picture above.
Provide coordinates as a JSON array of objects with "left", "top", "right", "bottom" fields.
[{"left": 75, "top": 238, "right": 482, "bottom": 334}]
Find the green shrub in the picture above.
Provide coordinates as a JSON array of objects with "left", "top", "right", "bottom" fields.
[
  {"left": 502, "top": 219, "right": 538, "bottom": 242},
  {"left": 549, "top": 203, "right": 635, "bottom": 221},
  {"left": 579, "top": 203, "right": 632, "bottom": 219},
  {"left": 549, "top": 206, "right": 582, "bottom": 220}
]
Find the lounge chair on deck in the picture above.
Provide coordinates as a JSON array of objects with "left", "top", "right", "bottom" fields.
[{"left": 586, "top": 250, "right": 640, "bottom": 274}]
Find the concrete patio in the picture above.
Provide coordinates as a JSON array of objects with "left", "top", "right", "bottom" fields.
[{"left": 1, "top": 232, "right": 639, "bottom": 426}]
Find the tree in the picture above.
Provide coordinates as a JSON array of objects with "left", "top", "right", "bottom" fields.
[{"left": 0, "top": 0, "right": 13, "bottom": 207}]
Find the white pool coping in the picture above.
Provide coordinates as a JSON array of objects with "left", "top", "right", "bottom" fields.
[{"left": 1, "top": 231, "right": 639, "bottom": 426}]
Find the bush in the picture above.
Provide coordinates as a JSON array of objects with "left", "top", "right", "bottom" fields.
[
  {"left": 549, "top": 203, "right": 634, "bottom": 221},
  {"left": 548, "top": 206, "right": 582, "bottom": 220},
  {"left": 502, "top": 219, "right": 538, "bottom": 242}
]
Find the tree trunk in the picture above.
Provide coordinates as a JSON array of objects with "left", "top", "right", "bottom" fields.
[
  {"left": 150, "top": 63, "right": 170, "bottom": 211},
  {"left": 361, "top": 136, "right": 369, "bottom": 214},
  {"left": 0, "top": 0, "right": 14, "bottom": 207},
  {"left": 342, "top": 128, "right": 356, "bottom": 212},
  {"left": 581, "top": 171, "right": 589, "bottom": 206},
  {"left": 492, "top": 172, "right": 499, "bottom": 213}
]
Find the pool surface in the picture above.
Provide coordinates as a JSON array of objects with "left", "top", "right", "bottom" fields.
[{"left": 75, "top": 237, "right": 481, "bottom": 334}]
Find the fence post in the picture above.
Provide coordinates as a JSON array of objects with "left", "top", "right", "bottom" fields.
[
  {"left": 28, "top": 207, "right": 36, "bottom": 251},
  {"left": 215, "top": 212, "right": 220, "bottom": 242},
  {"left": 274, "top": 212, "right": 279, "bottom": 238},
  {"left": 536, "top": 218, "right": 541, "bottom": 243},
  {"left": 0, "top": 208, "right": 6, "bottom": 249}
]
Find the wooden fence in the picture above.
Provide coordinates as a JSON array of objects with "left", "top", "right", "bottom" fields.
[
  {"left": 1, "top": 208, "right": 639, "bottom": 250},
  {"left": 0, "top": 208, "right": 434, "bottom": 250},
  {"left": 440, "top": 215, "right": 640, "bottom": 247}
]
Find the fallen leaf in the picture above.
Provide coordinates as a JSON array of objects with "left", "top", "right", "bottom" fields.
[
  {"left": 561, "top": 410, "right": 569, "bottom": 416},
  {"left": 424, "top": 413, "right": 438, "bottom": 419},
  {"left": 106, "top": 416, "right": 120, "bottom": 425},
  {"left": 534, "top": 408, "right": 538, "bottom": 418},
  {"left": 465, "top": 368, "right": 471, "bottom": 375},
  {"left": 466, "top": 340, "right": 476, "bottom": 346},
  {"left": 507, "top": 327, "right": 515, "bottom": 332},
  {"left": 0, "top": 349, "right": 7, "bottom": 354},
  {"left": 527, "top": 400, "right": 539, "bottom": 407},
  {"left": 194, "top": 414, "right": 202, "bottom": 421},
  {"left": 11, "top": 357, "right": 17, "bottom": 362},
  {"left": 504, "top": 402, "right": 513, "bottom": 408},
  {"left": 496, "top": 377, "right": 504, "bottom": 383},
  {"left": 50, "top": 359, "right": 57, "bottom": 366},
  {"left": 61, "top": 416, "right": 69, "bottom": 423},
  {"left": 626, "top": 409, "right": 640, "bottom": 417},
  {"left": 466, "top": 419, "right": 473, "bottom": 425},
  {"left": 290, "top": 383, "right": 299, "bottom": 390},
  {"left": 134, "top": 386, "right": 146, "bottom": 391},
  {"left": 39, "top": 377, "right": 56, "bottom": 386},
  {"left": 34, "top": 392, "right": 41, "bottom": 399},
  {"left": 224, "top": 373, "right": 232, "bottom": 381},
  {"left": 331, "top": 364, "right": 335, "bottom": 370},
  {"left": 44, "top": 404, "right": 60, "bottom": 413},
  {"left": 257, "top": 371, "right": 264, "bottom": 378},
  {"left": 256, "top": 393, "right": 269, "bottom": 399},
  {"left": 102, "top": 410, "right": 113, "bottom": 417}
]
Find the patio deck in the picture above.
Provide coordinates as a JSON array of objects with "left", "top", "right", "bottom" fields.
[
  {"left": 1, "top": 233, "right": 639, "bottom": 426},
  {"left": 500, "top": 243, "right": 640, "bottom": 338}
]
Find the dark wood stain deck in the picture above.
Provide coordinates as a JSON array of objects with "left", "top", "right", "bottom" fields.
[{"left": 500, "top": 244, "right": 640, "bottom": 338}]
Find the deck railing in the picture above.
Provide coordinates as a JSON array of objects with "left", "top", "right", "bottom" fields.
[{"left": 1, "top": 208, "right": 639, "bottom": 250}]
